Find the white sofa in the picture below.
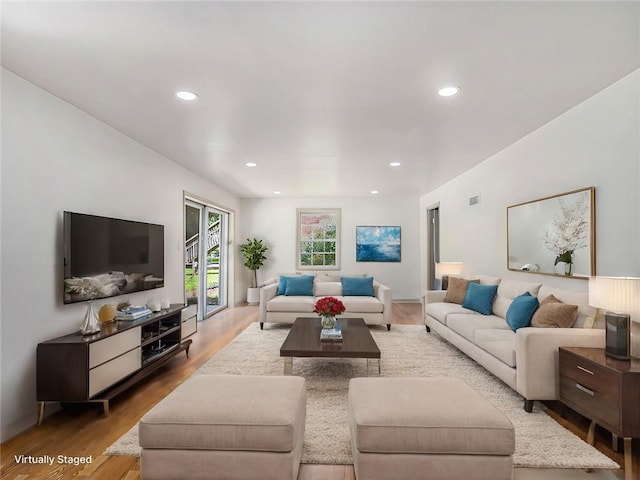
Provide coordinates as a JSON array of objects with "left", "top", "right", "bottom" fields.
[
  {"left": 259, "top": 274, "right": 392, "bottom": 330},
  {"left": 424, "top": 275, "right": 605, "bottom": 412}
]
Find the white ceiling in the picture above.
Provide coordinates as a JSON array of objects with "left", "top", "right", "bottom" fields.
[{"left": 2, "top": 1, "right": 639, "bottom": 198}]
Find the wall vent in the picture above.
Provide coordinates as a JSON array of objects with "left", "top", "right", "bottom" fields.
[{"left": 469, "top": 194, "right": 481, "bottom": 206}]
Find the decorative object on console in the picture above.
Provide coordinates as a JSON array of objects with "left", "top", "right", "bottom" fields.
[
  {"left": 435, "top": 261, "right": 463, "bottom": 290},
  {"left": 239, "top": 237, "right": 268, "bottom": 305},
  {"left": 98, "top": 304, "right": 117, "bottom": 324},
  {"left": 589, "top": 276, "right": 640, "bottom": 360},
  {"left": 355, "top": 226, "right": 401, "bottom": 262},
  {"left": 147, "top": 299, "right": 161, "bottom": 312},
  {"left": 80, "top": 300, "right": 101, "bottom": 335},
  {"left": 314, "top": 296, "right": 345, "bottom": 330},
  {"left": 507, "top": 187, "right": 595, "bottom": 277}
]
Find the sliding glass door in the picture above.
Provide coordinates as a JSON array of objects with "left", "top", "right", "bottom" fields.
[{"left": 185, "top": 198, "right": 229, "bottom": 319}]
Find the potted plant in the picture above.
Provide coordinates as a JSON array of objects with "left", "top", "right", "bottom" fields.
[{"left": 239, "top": 237, "right": 268, "bottom": 305}]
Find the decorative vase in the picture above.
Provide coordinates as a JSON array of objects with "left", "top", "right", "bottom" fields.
[
  {"left": 564, "top": 263, "right": 573, "bottom": 276},
  {"left": 321, "top": 315, "right": 336, "bottom": 329},
  {"left": 80, "top": 300, "right": 101, "bottom": 335}
]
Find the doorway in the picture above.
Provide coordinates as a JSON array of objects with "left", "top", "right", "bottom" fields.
[
  {"left": 427, "top": 205, "right": 440, "bottom": 290},
  {"left": 184, "top": 198, "right": 229, "bottom": 319}
]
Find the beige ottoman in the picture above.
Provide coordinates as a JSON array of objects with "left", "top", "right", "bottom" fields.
[
  {"left": 348, "top": 377, "right": 514, "bottom": 480},
  {"left": 139, "top": 375, "right": 307, "bottom": 480}
]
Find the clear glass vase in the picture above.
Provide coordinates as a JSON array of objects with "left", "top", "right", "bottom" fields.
[
  {"left": 80, "top": 300, "right": 101, "bottom": 335},
  {"left": 564, "top": 263, "right": 573, "bottom": 276},
  {"left": 321, "top": 315, "right": 336, "bottom": 329}
]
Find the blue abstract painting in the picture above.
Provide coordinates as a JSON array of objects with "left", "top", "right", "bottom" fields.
[{"left": 356, "top": 226, "right": 401, "bottom": 262}]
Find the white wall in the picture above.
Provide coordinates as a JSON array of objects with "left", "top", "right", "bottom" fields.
[
  {"left": 0, "top": 69, "right": 242, "bottom": 441},
  {"left": 419, "top": 69, "right": 640, "bottom": 293},
  {"left": 241, "top": 196, "right": 421, "bottom": 300}
]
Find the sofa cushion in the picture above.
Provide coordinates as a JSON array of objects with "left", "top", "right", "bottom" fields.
[
  {"left": 531, "top": 295, "right": 578, "bottom": 328},
  {"left": 463, "top": 283, "right": 498, "bottom": 315},
  {"left": 285, "top": 275, "right": 314, "bottom": 296},
  {"left": 444, "top": 277, "right": 472, "bottom": 304},
  {"left": 537, "top": 285, "right": 595, "bottom": 328},
  {"left": 338, "top": 296, "right": 383, "bottom": 313},
  {"left": 315, "top": 282, "right": 342, "bottom": 297},
  {"left": 426, "top": 302, "right": 475, "bottom": 326},
  {"left": 493, "top": 279, "right": 542, "bottom": 318},
  {"left": 476, "top": 275, "right": 502, "bottom": 286},
  {"left": 267, "top": 296, "right": 315, "bottom": 312},
  {"left": 447, "top": 314, "right": 510, "bottom": 342},
  {"left": 505, "top": 292, "right": 539, "bottom": 331},
  {"left": 341, "top": 276, "right": 374, "bottom": 296},
  {"left": 474, "top": 329, "right": 517, "bottom": 367}
]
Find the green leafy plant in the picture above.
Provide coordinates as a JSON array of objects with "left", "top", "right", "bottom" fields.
[{"left": 239, "top": 238, "right": 268, "bottom": 288}]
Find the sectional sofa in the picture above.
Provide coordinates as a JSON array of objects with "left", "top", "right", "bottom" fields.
[
  {"left": 259, "top": 273, "right": 392, "bottom": 329},
  {"left": 424, "top": 275, "right": 605, "bottom": 412}
]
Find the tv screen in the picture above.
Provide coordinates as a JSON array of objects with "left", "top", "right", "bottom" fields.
[{"left": 63, "top": 211, "right": 164, "bottom": 304}]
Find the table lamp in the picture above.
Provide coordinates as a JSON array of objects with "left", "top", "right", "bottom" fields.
[
  {"left": 435, "top": 262, "right": 464, "bottom": 290},
  {"left": 588, "top": 276, "right": 640, "bottom": 360}
]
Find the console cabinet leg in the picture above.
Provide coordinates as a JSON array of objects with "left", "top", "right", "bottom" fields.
[
  {"left": 101, "top": 400, "right": 110, "bottom": 416},
  {"left": 386, "top": 324, "right": 391, "bottom": 331},
  {"left": 37, "top": 402, "right": 46, "bottom": 425},
  {"left": 260, "top": 322, "right": 264, "bottom": 330},
  {"left": 425, "top": 325, "right": 431, "bottom": 333},
  {"left": 586, "top": 420, "right": 595, "bottom": 445},
  {"left": 623, "top": 437, "right": 632, "bottom": 480}
]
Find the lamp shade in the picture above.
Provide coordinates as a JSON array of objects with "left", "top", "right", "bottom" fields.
[
  {"left": 435, "top": 262, "right": 464, "bottom": 279},
  {"left": 588, "top": 276, "right": 640, "bottom": 315}
]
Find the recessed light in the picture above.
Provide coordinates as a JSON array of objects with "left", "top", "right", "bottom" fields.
[
  {"left": 390, "top": 162, "right": 401, "bottom": 167},
  {"left": 438, "top": 86, "right": 460, "bottom": 97},
  {"left": 245, "top": 162, "right": 257, "bottom": 167},
  {"left": 176, "top": 91, "right": 198, "bottom": 101},
  {"left": 273, "top": 191, "right": 281, "bottom": 195},
  {"left": 371, "top": 190, "right": 379, "bottom": 195}
]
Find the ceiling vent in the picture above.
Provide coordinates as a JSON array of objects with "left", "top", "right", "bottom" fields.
[{"left": 469, "top": 194, "right": 481, "bottom": 206}]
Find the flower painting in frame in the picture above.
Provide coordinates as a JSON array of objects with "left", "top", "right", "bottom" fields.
[{"left": 356, "top": 226, "right": 401, "bottom": 262}]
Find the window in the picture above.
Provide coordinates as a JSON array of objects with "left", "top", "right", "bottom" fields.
[{"left": 296, "top": 208, "right": 341, "bottom": 270}]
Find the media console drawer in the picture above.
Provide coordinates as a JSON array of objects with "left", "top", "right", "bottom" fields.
[
  {"left": 89, "top": 347, "right": 141, "bottom": 397},
  {"left": 89, "top": 326, "right": 141, "bottom": 368}
]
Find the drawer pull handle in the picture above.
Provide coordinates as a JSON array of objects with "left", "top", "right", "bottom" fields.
[
  {"left": 575, "top": 383, "right": 595, "bottom": 396},
  {"left": 577, "top": 366, "right": 594, "bottom": 375}
]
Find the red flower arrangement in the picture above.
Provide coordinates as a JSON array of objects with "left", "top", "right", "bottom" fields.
[{"left": 314, "top": 296, "right": 346, "bottom": 317}]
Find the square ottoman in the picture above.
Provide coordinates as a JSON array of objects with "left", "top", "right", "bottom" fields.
[
  {"left": 348, "top": 377, "right": 514, "bottom": 480},
  {"left": 139, "top": 374, "right": 307, "bottom": 480}
]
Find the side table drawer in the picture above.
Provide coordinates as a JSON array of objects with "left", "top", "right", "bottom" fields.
[
  {"left": 559, "top": 349, "right": 619, "bottom": 402},
  {"left": 559, "top": 375, "right": 620, "bottom": 432}
]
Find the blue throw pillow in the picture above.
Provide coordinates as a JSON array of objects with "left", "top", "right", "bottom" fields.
[
  {"left": 506, "top": 292, "right": 539, "bottom": 331},
  {"left": 462, "top": 282, "right": 498, "bottom": 315},
  {"left": 277, "top": 276, "right": 297, "bottom": 295},
  {"left": 285, "top": 275, "right": 314, "bottom": 296},
  {"left": 341, "top": 276, "right": 374, "bottom": 296}
]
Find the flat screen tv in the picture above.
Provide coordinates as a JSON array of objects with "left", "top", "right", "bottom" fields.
[{"left": 63, "top": 211, "right": 164, "bottom": 304}]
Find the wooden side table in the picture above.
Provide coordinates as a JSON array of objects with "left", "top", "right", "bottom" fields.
[{"left": 559, "top": 347, "right": 640, "bottom": 480}]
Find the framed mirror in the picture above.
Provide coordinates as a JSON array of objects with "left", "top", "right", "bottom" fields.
[{"left": 507, "top": 187, "right": 595, "bottom": 278}]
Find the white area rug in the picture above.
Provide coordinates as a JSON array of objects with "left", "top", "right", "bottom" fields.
[{"left": 105, "top": 323, "right": 618, "bottom": 469}]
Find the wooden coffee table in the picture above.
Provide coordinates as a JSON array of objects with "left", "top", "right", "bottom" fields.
[{"left": 280, "top": 317, "right": 381, "bottom": 376}]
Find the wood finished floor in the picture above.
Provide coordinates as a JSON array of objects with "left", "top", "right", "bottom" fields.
[{"left": 1, "top": 302, "right": 637, "bottom": 480}]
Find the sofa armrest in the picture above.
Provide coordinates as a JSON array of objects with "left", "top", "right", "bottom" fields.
[
  {"left": 515, "top": 327, "right": 605, "bottom": 401},
  {"left": 424, "top": 290, "right": 447, "bottom": 304},
  {"left": 374, "top": 282, "right": 392, "bottom": 326},
  {"left": 258, "top": 283, "right": 279, "bottom": 324},
  {"left": 261, "top": 277, "right": 278, "bottom": 287}
]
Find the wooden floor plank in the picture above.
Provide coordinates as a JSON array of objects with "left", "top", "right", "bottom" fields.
[{"left": 1, "top": 303, "right": 633, "bottom": 479}]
